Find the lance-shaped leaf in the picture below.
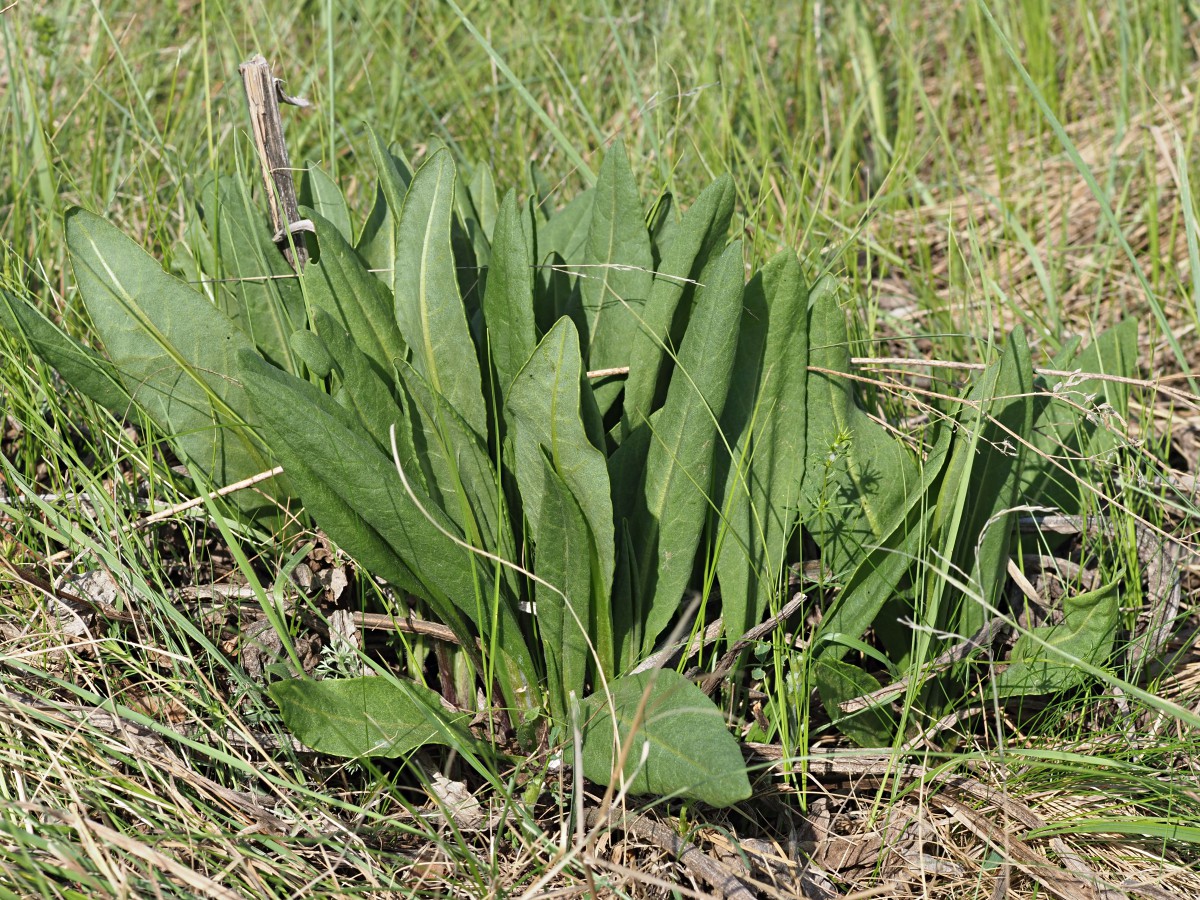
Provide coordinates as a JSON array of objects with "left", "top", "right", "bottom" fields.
[
  {"left": 814, "top": 658, "right": 895, "bottom": 748},
  {"left": 619, "top": 175, "right": 735, "bottom": 443},
  {"left": 65, "top": 207, "right": 286, "bottom": 514},
  {"left": 578, "top": 142, "right": 653, "bottom": 412},
  {"left": 299, "top": 162, "right": 352, "bottom": 243},
  {"left": 1023, "top": 319, "right": 1137, "bottom": 517},
  {"left": 813, "top": 424, "right": 951, "bottom": 666},
  {"left": 799, "top": 277, "right": 921, "bottom": 576},
  {"left": 270, "top": 676, "right": 474, "bottom": 758},
  {"left": 996, "top": 580, "right": 1120, "bottom": 697},
  {"left": 0, "top": 288, "right": 132, "bottom": 416},
  {"left": 465, "top": 161, "right": 499, "bottom": 265},
  {"left": 802, "top": 276, "right": 939, "bottom": 663},
  {"left": 357, "top": 132, "right": 413, "bottom": 280},
  {"left": 393, "top": 150, "right": 487, "bottom": 438},
  {"left": 302, "top": 212, "right": 408, "bottom": 381},
  {"left": 507, "top": 317, "right": 615, "bottom": 677},
  {"left": 931, "top": 328, "right": 1032, "bottom": 641},
  {"left": 536, "top": 187, "right": 593, "bottom": 267},
  {"left": 716, "top": 251, "right": 809, "bottom": 643},
  {"left": 469, "top": 163, "right": 500, "bottom": 240},
  {"left": 481, "top": 189, "right": 537, "bottom": 406},
  {"left": 647, "top": 191, "right": 676, "bottom": 266},
  {"left": 241, "top": 355, "right": 538, "bottom": 719},
  {"left": 192, "top": 175, "right": 305, "bottom": 371},
  {"left": 580, "top": 668, "right": 751, "bottom": 807},
  {"left": 531, "top": 452, "right": 594, "bottom": 720},
  {"left": 305, "top": 308, "right": 405, "bottom": 455},
  {"left": 398, "top": 360, "right": 510, "bottom": 575},
  {"left": 622, "top": 240, "right": 745, "bottom": 663}
]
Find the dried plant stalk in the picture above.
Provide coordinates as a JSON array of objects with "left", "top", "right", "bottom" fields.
[{"left": 238, "top": 54, "right": 311, "bottom": 270}]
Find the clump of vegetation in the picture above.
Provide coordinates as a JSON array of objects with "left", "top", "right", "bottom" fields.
[
  {"left": 3, "top": 2, "right": 1200, "bottom": 897},
  {"left": 3, "top": 125, "right": 1147, "bottom": 803}
]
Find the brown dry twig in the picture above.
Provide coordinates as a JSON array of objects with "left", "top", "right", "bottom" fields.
[{"left": 584, "top": 806, "right": 758, "bottom": 900}]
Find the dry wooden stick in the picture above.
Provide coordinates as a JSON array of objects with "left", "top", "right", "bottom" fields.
[
  {"left": 238, "top": 55, "right": 311, "bottom": 270},
  {"left": 584, "top": 807, "right": 757, "bottom": 900},
  {"left": 689, "top": 592, "right": 808, "bottom": 695}
]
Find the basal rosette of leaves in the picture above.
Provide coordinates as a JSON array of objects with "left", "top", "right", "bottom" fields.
[{"left": 0, "top": 134, "right": 1138, "bottom": 807}]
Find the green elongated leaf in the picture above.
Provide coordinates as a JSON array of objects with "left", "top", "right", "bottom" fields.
[
  {"left": 579, "top": 142, "right": 654, "bottom": 413},
  {"left": 814, "top": 658, "right": 896, "bottom": 747},
  {"left": 270, "top": 675, "right": 472, "bottom": 758},
  {"left": 465, "top": 162, "right": 499, "bottom": 265},
  {"left": 996, "top": 580, "right": 1120, "bottom": 697},
  {"left": 799, "top": 276, "right": 921, "bottom": 576},
  {"left": 393, "top": 150, "right": 487, "bottom": 438},
  {"left": 534, "top": 250, "right": 577, "bottom": 335},
  {"left": 66, "top": 207, "right": 286, "bottom": 514},
  {"left": 580, "top": 668, "right": 750, "bottom": 807},
  {"left": 536, "top": 187, "right": 593, "bottom": 266},
  {"left": 506, "top": 319, "right": 613, "bottom": 564},
  {"left": 803, "top": 277, "right": 949, "bottom": 662},
  {"left": 1070, "top": 319, "right": 1137, "bottom": 453},
  {"left": 529, "top": 161, "right": 554, "bottom": 212},
  {"left": 716, "top": 251, "right": 809, "bottom": 643},
  {"left": 532, "top": 453, "right": 594, "bottom": 720},
  {"left": 933, "top": 329, "right": 1033, "bottom": 640},
  {"left": 625, "top": 240, "right": 745, "bottom": 663},
  {"left": 400, "top": 360, "right": 503, "bottom": 553},
  {"left": 813, "top": 426, "right": 951, "bottom": 665},
  {"left": 619, "top": 175, "right": 735, "bottom": 443},
  {"left": 357, "top": 133, "right": 414, "bottom": 282},
  {"left": 299, "top": 162, "right": 352, "bottom": 242},
  {"left": 289, "top": 329, "right": 334, "bottom": 379},
  {"left": 646, "top": 192, "right": 676, "bottom": 267},
  {"left": 0, "top": 288, "right": 132, "bottom": 416},
  {"left": 241, "top": 355, "right": 538, "bottom": 718},
  {"left": 470, "top": 164, "right": 499, "bottom": 240},
  {"left": 302, "top": 212, "right": 408, "bottom": 382},
  {"left": 308, "top": 309, "right": 404, "bottom": 454},
  {"left": 193, "top": 175, "right": 305, "bottom": 371},
  {"left": 481, "top": 190, "right": 537, "bottom": 407},
  {"left": 506, "top": 317, "right": 615, "bottom": 677},
  {"left": 1023, "top": 319, "right": 1137, "bottom": 516},
  {"left": 355, "top": 185, "right": 393, "bottom": 279},
  {"left": 607, "top": 415, "right": 653, "bottom": 546}
]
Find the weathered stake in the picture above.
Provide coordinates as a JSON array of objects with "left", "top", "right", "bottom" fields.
[{"left": 238, "top": 54, "right": 312, "bottom": 270}]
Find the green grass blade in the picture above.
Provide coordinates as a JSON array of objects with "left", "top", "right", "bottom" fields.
[
  {"left": 443, "top": 0, "right": 595, "bottom": 184},
  {"left": 973, "top": 0, "right": 1194, "bottom": 388}
]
